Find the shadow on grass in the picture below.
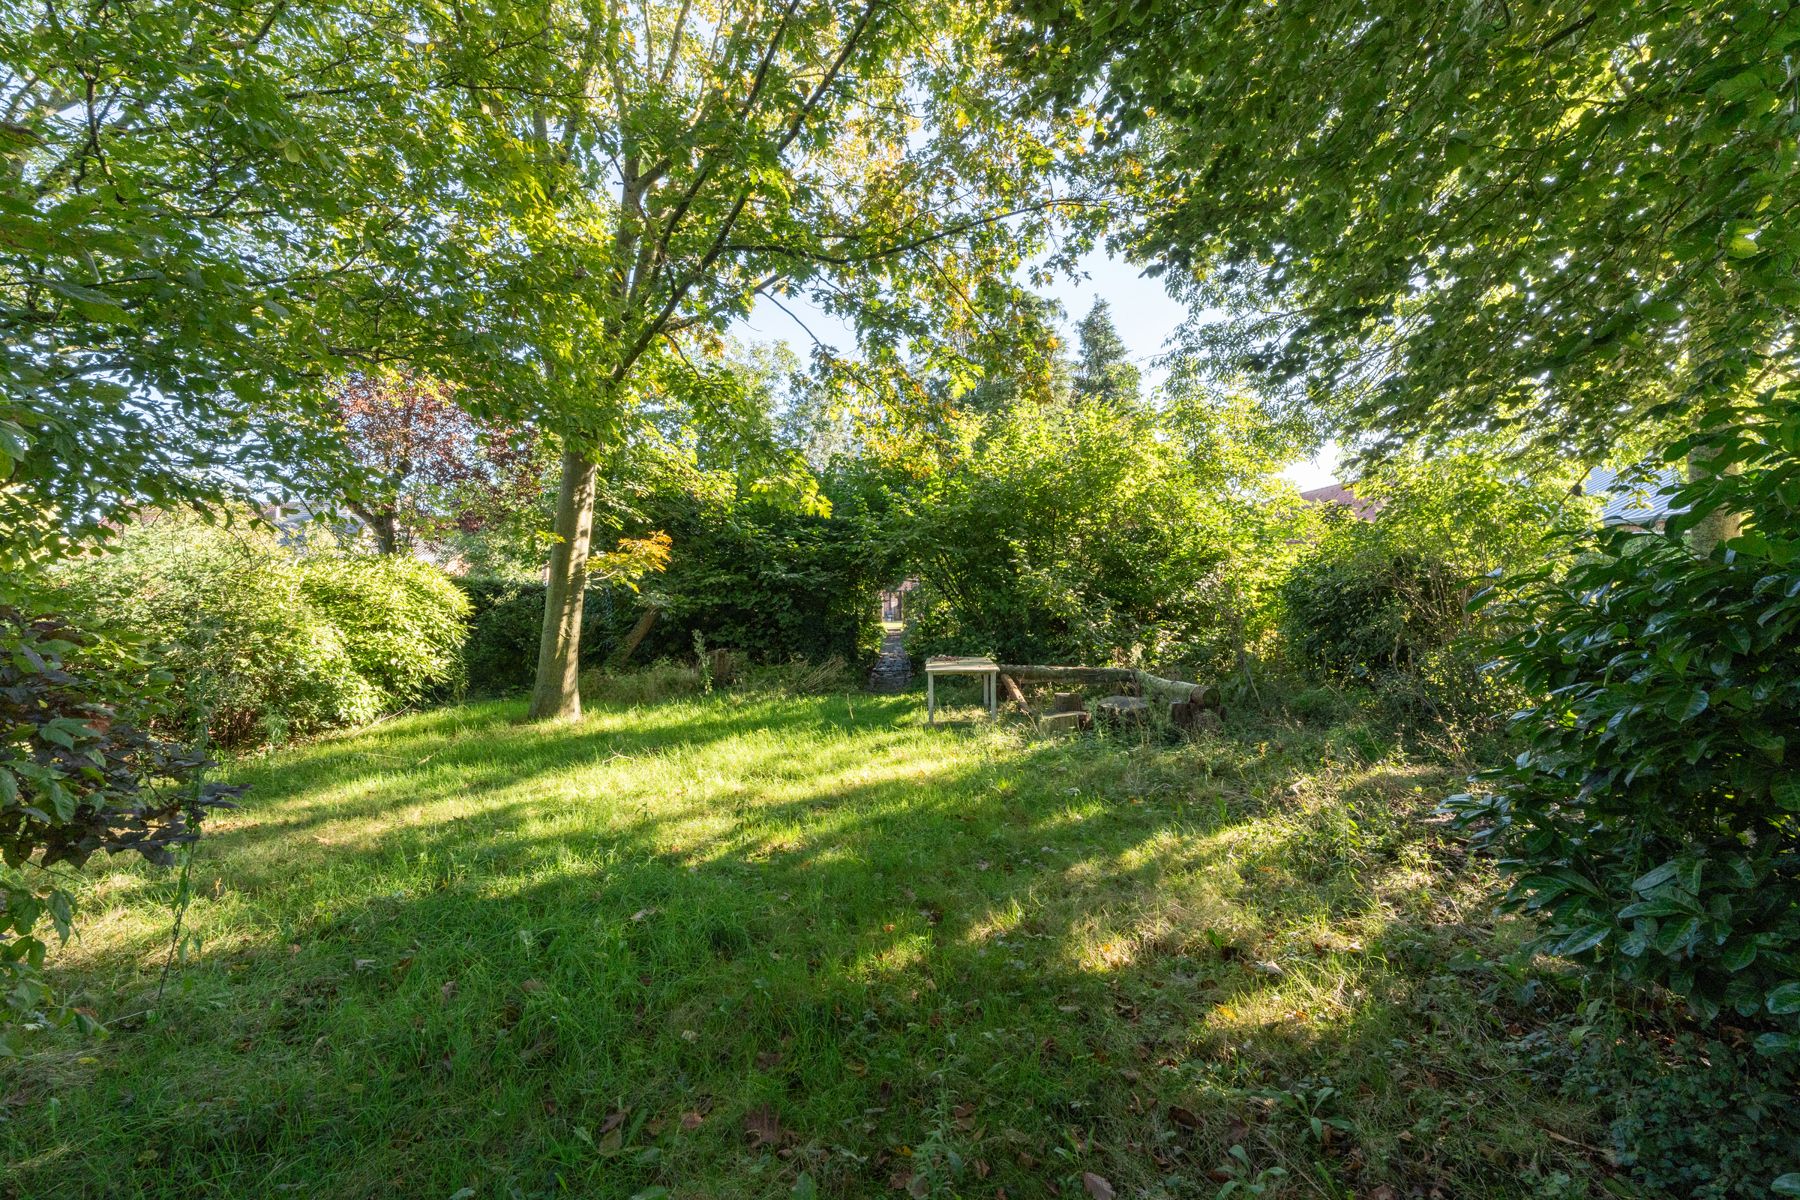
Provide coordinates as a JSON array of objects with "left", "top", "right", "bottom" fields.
[{"left": 2, "top": 694, "right": 1596, "bottom": 1200}]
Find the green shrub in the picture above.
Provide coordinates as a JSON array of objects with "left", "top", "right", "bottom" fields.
[
  {"left": 900, "top": 398, "right": 1298, "bottom": 674},
  {"left": 295, "top": 554, "right": 470, "bottom": 706},
  {"left": 638, "top": 500, "right": 888, "bottom": 669},
  {"left": 56, "top": 514, "right": 467, "bottom": 745},
  {"left": 0, "top": 606, "right": 239, "bottom": 1051},
  {"left": 1279, "top": 545, "right": 1466, "bottom": 679},
  {"left": 1450, "top": 400, "right": 1800, "bottom": 1045},
  {"left": 1278, "top": 449, "right": 1591, "bottom": 736}
]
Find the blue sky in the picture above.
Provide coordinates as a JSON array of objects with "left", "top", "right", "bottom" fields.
[{"left": 741, "top": 249, "right": 1339, "bottom": 489}]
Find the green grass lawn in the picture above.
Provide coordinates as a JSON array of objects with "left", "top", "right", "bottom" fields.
[{"left": 3, "top": 691, "right": 1599, "bottom": 1199}]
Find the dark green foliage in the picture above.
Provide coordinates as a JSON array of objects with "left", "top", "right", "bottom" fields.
[
  {"left": 458, "top": 495, "right": 886, "bottom": 692},
  {"left": 458, "top": 578, "right": 629, "bottom": 693},
  {"left": 0, "top": 607, "right": 238, "bottom": 1051},
  {"left": 1280, "top": 545, "right": 1465, "bottom": 680},
  {"left": 1450, "top": 402, "right": 1800, "bottom": 1043},
  {"left": 1556, "top": 1030, "right": 1800, "bottom": 1199},
  {"left": 635, "top": 498, "right": 891, "bottom": 669}
]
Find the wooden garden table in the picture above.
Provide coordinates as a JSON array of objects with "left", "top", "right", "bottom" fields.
[{"left": 924, "top": 655, "right": 998, "bottom": 724}]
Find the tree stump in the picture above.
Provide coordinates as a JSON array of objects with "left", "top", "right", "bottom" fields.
[
  {"left": 1095, "top": 695, "right": 1150, "bottom": 724},
  {"left": 1039, "top": 711, "right": 1090, "bottom": 735},
  {"left": 1168, "top": 699, "right": 1222, "bottom": 734}
]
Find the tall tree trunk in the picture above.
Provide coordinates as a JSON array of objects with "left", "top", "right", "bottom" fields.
[
  {"left": 1682, "top": 278, "right": 1751, "bottom": 557},
  {"left": 529, "top": 447, "right": 599, "bottom": 720}
]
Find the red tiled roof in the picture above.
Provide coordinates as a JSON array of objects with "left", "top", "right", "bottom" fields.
[{"left": 1298, "top": 482, "right": 1382, "bottom": 521}]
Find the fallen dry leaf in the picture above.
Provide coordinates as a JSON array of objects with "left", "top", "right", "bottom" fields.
[
  {"left": 679, "top": 1111, "right": 705, "bottom": 1132},
  {"left": 744, "top": 1105, "right": 783, "bottom": 1149},
  {"left": 755, "top": 1050, "right": 784, "bottom": 1071},
  {"left": 597, "top": 1110, "right": 627, "bottom": 1135},
  {"left": 1168, "top": 1104, "right": 1201, "bottom": 1130},
  {"left": 1081, "top": 1173, "right": 1115, "bottom": 1200}
]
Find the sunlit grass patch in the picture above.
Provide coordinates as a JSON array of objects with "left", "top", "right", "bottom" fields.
[{"left": 4, "top": 694, "right": 1599, "bottom": 1199}]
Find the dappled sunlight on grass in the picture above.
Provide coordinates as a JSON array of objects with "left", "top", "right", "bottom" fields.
[{"left": 5, "top": 694, "right": 1602, "bottom": 1200}]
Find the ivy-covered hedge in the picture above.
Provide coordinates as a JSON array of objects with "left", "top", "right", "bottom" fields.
[{"left": 459, "top": 495, "right": 890, "bottom": 693}]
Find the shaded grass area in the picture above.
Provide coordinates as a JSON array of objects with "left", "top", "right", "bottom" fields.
[{"left": 4, "top": 693, "right": 1597, "bottom": 1199}]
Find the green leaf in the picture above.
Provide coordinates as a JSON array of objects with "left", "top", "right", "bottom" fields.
[
  {"left": 1632, "top": 861, "right": 1682, "bottom": 893},
  {"left": 1555, "top": 924, "right": 1610, "bottom": 957},
  {"left": 1651, "top": 916, "right": 1700, "bottom": 956},
  {"left": 1721, "top": 939, "right": 1758, "bottom": 972},
  {"left": 1773, "top": 1174, "right": 1800, "bottom": 1196},
  {"left": 1768, "top": 982, "right": 1800, "bottom": 1015},
  {"left": 1668, "top": 688, "right": 1709, "bottom": 721}
]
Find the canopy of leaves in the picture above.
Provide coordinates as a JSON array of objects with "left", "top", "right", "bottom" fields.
[
  {"left": 395, "top": 0, "right": 1094, "bottom": 452},
  {"left": 1008, "top": 1, "right": 1796, "bottom": 457},
  {"left": 0, "top": 0, "right": 460, "bottom": 562}
]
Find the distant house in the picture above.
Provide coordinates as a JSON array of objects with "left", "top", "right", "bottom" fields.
[
  {"left": 1297, "top": 482, "right": 1382, "bottom": 522},
  {"left": 879, "top": 577, "right": 920, "bottom": 623},
  {"left": 1298, "top": 466, "right": 1685, "bottom": 530}
]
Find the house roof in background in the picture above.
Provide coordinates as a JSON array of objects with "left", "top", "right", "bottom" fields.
[
  {"left": 1299, "top": 466, "right": 1684, "bottom": 530},
  {"left": 1297, "top": 481, "right": 1382, "bottom": 521},
  {"left": 1583, "top": 465, "right": 1684, "bottom": 527}
]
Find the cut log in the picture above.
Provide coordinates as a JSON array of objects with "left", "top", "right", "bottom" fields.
[
  {"left": 1168, "top": 699, "right": 1222, "bottom": 734},
  {"left": 1050, "top": 691, "right": 1085, "bottom": 714},
  {"left": 1039, "top": 711, "right": 1090, "bottom": 735},
  {"left": 998, "top": 673, "right": 1031, "bottom": 715},
  {"left": 998, "top": 665, "right": 1215, "bottom": 706}
]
